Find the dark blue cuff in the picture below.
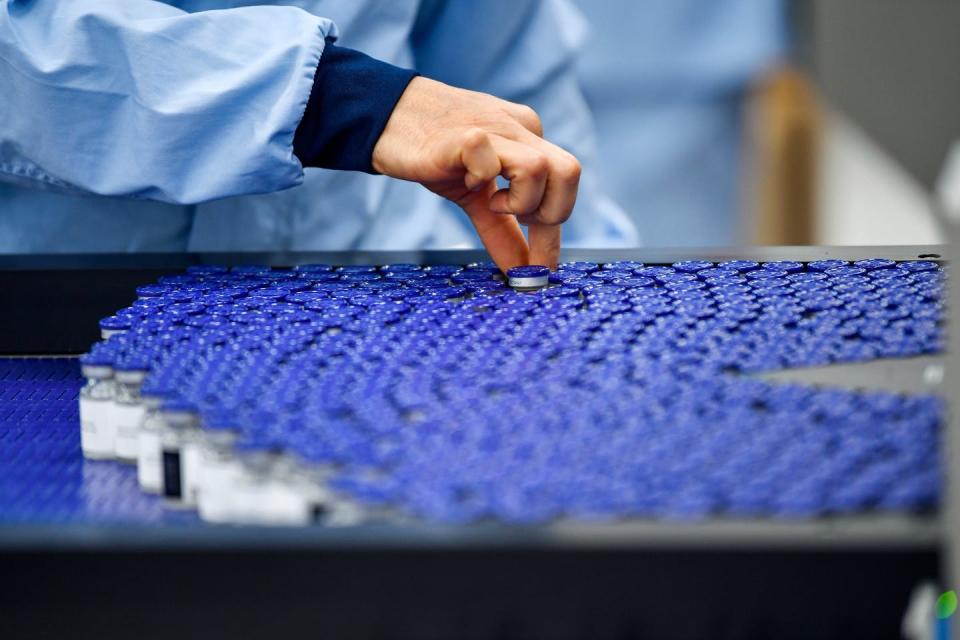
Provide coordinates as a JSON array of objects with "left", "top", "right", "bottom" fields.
[{"left": 294, "top": 38, "right": 419, "bottom": 174}]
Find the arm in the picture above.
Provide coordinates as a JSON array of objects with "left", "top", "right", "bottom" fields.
[
  {"left": 0, "top": 0, "right": 335, "bottom": 204},
  {"left": 1, "top": 0, "right": 573, "bottom": 270}
]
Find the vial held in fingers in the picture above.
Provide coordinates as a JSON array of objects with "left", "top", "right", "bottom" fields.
[{"left": 507, "top": 265, "right": 550, "bottom": 290}]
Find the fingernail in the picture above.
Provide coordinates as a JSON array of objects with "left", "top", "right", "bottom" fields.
[{"left": 466, "top": 173, "right": 485, "bottom": 192}]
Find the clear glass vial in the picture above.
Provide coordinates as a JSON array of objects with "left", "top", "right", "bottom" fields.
[
  {"left": 78, "top": 353, "right": 118, "bottom": 460},
  {"left": 228, "top": 440, "right": 315, "bottom": 526},
  {"left": 196, "top": 416, "right": 242, "bottom": 524},
  {"left": 112, "top": 361, "right": 148, "bottom": 463},
  {"left": 159, "top": 400, "right": 201, "bottom": 508},
  {"left": 137, "top": 393, "right": 165, "bottom": 493}
]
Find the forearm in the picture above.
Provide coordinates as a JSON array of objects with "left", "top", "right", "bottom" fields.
[{"left": 0, "top": 0, "right": 334, "bottom": 204}]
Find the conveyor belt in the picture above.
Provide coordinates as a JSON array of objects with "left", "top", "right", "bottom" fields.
[
  {"left": 0, "top": 248, "right": 947, "bottom": 640},
  {"left": 0, "top": 358, "right": 197, "bottom": 525},
  {"left": 0, "top": 254, "right": 946, "bottom": 527}
]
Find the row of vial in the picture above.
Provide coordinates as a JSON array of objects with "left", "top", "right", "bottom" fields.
[
  {"left": 76, "top": 259, "right": 940, "bottom": 524},
  {"left": 79, "top": 334, "right": 364, "bottom": 526},
  {"left": 77, "top": 264, "right": 553, "bottom": 525}
]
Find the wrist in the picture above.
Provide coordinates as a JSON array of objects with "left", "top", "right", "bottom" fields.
[{"left": 294, "top": 39, "right": 418, "bottom": 174}]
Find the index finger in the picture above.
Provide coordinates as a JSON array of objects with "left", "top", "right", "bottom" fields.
[
  {"left": 460, "top": 184, "right": 530, "bottom": 273},
  {"left": 526, "top": 221, "right": 561, "bottom": 270}
]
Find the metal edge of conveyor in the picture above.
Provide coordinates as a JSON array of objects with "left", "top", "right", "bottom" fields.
[{"left": 0, "top": 513, "right": 940, "bottom": 552}]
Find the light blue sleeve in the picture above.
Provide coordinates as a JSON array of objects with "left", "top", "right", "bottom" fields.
[
  {"left": 0, "top": 0, "right": 336, "bottom": 205},
  {"left": 411, "top": 0, "right": 640, "bottom": 247}
]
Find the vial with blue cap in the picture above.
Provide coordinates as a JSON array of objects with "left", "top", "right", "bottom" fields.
[
  {"left": 231, "top": 265, "right": 272, "bottom": 275},
  {"left": 718, "top": 260, "right": 759, "bottom": 272},
  {"left": 112, "top": 357, "right": 150, "bottom": 462},
  {"left": 269, "top": 449, "right": 336, "bottom": 526},
  {"left": 99, "top": 315, "right": 131, "bottom": 340},
  {"left": 137, "top": 377, "right": 172, "bottom": 493},
  {"left": 79, "top": 349, "right": 119, "bottom": 459},
  {"left": 337, "top": 264, "right": 378, "bottom": 274},
  {"left": 295, "top": 263, "right": 334, "bottom": 273},
  {"left": 672, "top": 260, "right": 714, "bottom": 273},
  {"left": 225, "top": 436, "right": 317, "bottom": 526},
  {"left": 558, "top": 261, "right": 599, "bottom": 273},
  {"left": 159, "top": 398, "right": 202, "bottom": 506},
  {"left": 507, "top": 265, "right": 550, "bottom": 290},
  {"left": 195, "top": 409, "right": 246, "bottom": 524}
]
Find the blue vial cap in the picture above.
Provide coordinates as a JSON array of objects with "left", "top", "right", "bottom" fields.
[
  {"left": 672, "top": 260, "right": 714, "bottom": 273},
  {"left": 424, "top": 265, "right": 462, "bottom": 276},
  {"left": 339, "top": 273, "right": 382, "bottom": 282},
  {"left": 114, "top": 356, "right": 150, "bottom": 373},
  {"left": 896, "top": 260, "right": 938, "bottom": 273},
  {"left": 609, "top": 276, "right": 655, "bottom": 289},
  {"left": 548, "top": 272, "right": 576, "bottom": 285},
  {"left": 506, "top": 265, "right": 550, "bottom": 278},
  {"left": 165, "top": 302, "right": 205, "bottom": 316},
  {"left": 465, "top": 260, "right": 500, "bottom": 272},
  {"left": 826, "top": 267, "right": 868, "bottom": 280},
  {"left": 203, "top": 410, "right": 240, "bottom": 431},
  {"left": 136, "top": 284, "right": 173, "bottom": 298},
  {"left": 854, "top": 258, "right": 896, "bottom": 270},
  {"left": 808, "top": 260, "right": 848, "bottom": 272},
  {"left": 337, "top": 264, "right": 378, "bottom": 274},
  {"left": 295, "top": 263, "right": 334, "bottom": 273},
  {"left": 99, "top": 315, "right": 132, "bottom": 331},
  {"left": 452, "top": 271, "right": 496, "bottom": 283},
  {"left": 745, "top": 269, "right": 784, "bottom": 280},
  {"left": 380, "top": 263, "right": 421, "bottom": 272},
  {"left": 718, "top": 260, "right": 759, "bottom": 272},
  {"left": 432, "top": 286, "right": 468, "bottom": 300},
  {"left": 384, "top": 271, "right": 428, "bottom": 280},
  {"left": 161, "top": 398, "right": 199, "bottom": 414},
  {"left": 80, "top": 350, "right": 115, "bottom": 367},
  {"left": 762, "top": 260, "right": 804, "bottom": 273},
  {"left": 602, "top": 260, "right": 645, "bottom": 271},
  {"left": 141, "top": 377, "right": 175, "bottom": 398},
  {"left": 297, "top": 272, "right": 340, "bottom": 283},
  {"left": 559, "top": 261, "right": 600, "bottom": 273}
]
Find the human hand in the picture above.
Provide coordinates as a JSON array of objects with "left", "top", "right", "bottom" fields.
[{"left": 371, "top": 77, "right": 581, "bottom": 271}]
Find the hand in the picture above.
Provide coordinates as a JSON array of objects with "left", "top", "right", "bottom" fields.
[{"left": 371, "top": 77, "right": 581, "bottom": 271}]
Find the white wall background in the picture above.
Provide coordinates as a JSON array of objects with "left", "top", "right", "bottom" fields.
[{"left": 816, "top": 108, "right": 945, "bottom": 246}]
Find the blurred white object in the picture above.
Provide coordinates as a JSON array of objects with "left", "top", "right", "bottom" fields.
[
  {"left": 902, "top": 582, "right": 937, "bottom": 640},
  {"left": 817, "top": 109, "right": 944, "bottom": 245},
  {"left": 936, "top": 140, "right": 960, "bottom": 220}
]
